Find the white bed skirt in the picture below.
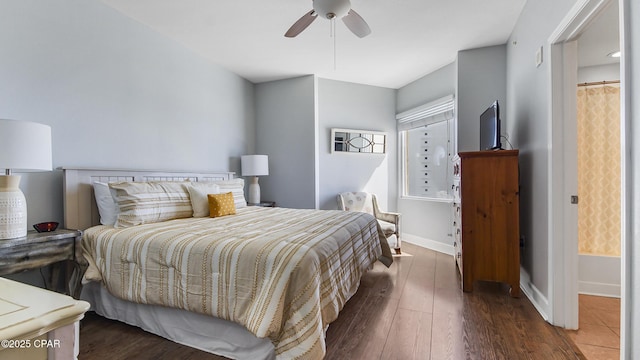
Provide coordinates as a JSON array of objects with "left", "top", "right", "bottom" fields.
[{"left": 81, "top": 282, "right": 276, "bottom": 360}]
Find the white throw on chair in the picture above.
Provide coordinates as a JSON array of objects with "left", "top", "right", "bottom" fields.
[{"left": 337, "top": 192, "right": 401, "bottom": 254}]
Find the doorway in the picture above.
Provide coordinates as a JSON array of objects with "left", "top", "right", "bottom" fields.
[
  {"left": 570, "top": 5, "right": 622, "bottom": 355},
  {"left": 548, "top": 0, "right": 624, "bottom": 357}
]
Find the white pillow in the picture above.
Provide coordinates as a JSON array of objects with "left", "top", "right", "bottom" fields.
[
  {"left": 92, "top": 181, "right": 118, "bottom": 226},
  {"left": 187, "top": 183, "right": 220, "bottom": 217},
  {"left": 212, "top": 178, "right": 247, "bottom": 208}
]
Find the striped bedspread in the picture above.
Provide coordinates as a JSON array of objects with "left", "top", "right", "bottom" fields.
[{"left": 82, "top": 206, "right": 392, "bottom": 359}]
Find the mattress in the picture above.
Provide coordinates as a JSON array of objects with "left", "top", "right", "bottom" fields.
[{"left": 81, "top": 206, "right": 392, "bottom": 359}]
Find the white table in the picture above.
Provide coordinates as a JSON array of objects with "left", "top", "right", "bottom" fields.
[{"left": 0, "top": 278, "right": 90, "bottom": 360}]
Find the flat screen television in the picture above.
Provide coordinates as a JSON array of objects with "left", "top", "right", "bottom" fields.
[{"left": 480, "top": 100, "right": 502, "bottom": 150}]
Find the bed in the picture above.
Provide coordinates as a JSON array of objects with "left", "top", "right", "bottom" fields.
[{"left": 62, "top": 168, "right": 392, "bottom": 360}]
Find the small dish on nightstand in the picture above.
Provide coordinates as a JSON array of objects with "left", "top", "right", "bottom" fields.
[{"left": 33, "top": 222, "right": 59, "bottom": 233}]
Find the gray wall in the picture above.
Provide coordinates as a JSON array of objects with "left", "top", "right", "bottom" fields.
[
  {"left": 0, "top": 0, "right": 255, "bottom": 228},
  {"left": 506, "top": 0, "right": 578, "bottom": 305},
  {"left": 0, "top": 0, "right": 255, "bottom": 286},
  {"left": 255, "top": 77, "right": 396, "bottom": 211},
  {"left": 457, "top": 45, "right": 507, "bottom": 152},
  {"left": 255, "top": 76, "right": 317, "bottom": 209},
  {"left": 317, "top": 79, "right": 396, "bottom": 211},
  {"left": 396, "top": 63, "right": 456, "bottom": 248},
  {"left": 397, "top": 63, "right": 457, "bottom": 113}
]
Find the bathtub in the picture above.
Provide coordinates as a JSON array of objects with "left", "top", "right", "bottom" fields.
[{"left": 578, "top": 253, "right": 621, "bottom": 297}]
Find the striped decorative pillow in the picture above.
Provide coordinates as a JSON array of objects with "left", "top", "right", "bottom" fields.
[
  {"left": 110, "top": 181, "right": 193, "bottom": 228},
  {"left": 209, "top": 178, "right": 247, "bottom": 208}
]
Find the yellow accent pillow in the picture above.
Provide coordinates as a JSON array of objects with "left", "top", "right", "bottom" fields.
[{"left": 208, "top": 192, "right": 237, "bottom": 218}]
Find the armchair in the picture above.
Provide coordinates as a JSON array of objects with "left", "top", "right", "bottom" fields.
[{"left": 337, "top": 192, "right": 401, "bottom": 254}]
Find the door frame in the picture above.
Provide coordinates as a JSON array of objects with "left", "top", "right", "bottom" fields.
[{"left": 547, "top": 0, "right": 621, "bottom": 331}]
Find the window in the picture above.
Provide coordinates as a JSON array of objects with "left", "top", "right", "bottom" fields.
[{"left": 398, "top": 96, "right": 455, "bottom": 200}]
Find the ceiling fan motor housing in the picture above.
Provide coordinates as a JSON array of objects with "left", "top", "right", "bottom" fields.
[{"left": 313, "top": 0, "right": 351, "bottom": 19}]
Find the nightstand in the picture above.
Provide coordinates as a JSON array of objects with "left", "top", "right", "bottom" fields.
[
  {"left": 248, "top": 201, "right": 276, "bottom": 207},
  {"left": 0, "top": 229, "right": 87, "bottom": 299},
  {"left": 0, "top": 277, "right": 90, "bottom": 360}
]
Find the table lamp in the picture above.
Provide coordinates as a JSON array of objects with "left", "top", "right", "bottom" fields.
[
  {"left": 241, "top": 155, "right": 269, "bottom": 204},
  {"left": 0, "top": 119, "right": 52, "bottom": 239}
]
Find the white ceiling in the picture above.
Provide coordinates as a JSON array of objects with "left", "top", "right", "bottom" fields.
[
  {"left": 577, "top": 1, "right": 620, "bottom": 68},
  {"left": 100, "top": 0, "right": 527, "bottom": 89}
]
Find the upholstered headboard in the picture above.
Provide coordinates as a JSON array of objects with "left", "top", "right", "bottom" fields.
[{"left": 62, "top": 168, "right": 235, "bottom": 231}]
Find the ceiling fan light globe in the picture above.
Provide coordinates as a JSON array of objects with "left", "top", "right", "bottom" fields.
[{"left": 313, "top": 0, "right": 351, "bottom": 19}]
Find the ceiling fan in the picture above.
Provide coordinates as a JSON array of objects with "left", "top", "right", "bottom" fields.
[{"left": 284, "top": 0, "right": 372, "bottom": 38}]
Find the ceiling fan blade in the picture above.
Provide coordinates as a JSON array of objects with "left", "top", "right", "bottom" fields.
[
  {"left": 342, "top": 9, "right": 371, "bottom": 38},
  {"left": 285, "top": 10, "right": 318, "bottom": 38}
]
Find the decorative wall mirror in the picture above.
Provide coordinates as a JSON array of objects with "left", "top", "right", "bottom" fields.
[{"left": 331, "top": 128, "right": 386, "bottom": 154}]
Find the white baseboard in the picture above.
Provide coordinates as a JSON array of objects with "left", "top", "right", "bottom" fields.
[
  {"left": 578, "top": 281, "right": 621, "bottom": 298},
  {"left": 519, "top": 266, "right": 551, "bottom": 322},
  {"left": 401, "top": 233, "right": 454, "bottom": 255}
]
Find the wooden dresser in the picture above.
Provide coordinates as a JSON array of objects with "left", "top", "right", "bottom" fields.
[{"left": 452, "top": 150, "right": 520, "bottom": 297}]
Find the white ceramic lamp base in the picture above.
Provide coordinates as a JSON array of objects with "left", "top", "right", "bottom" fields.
[
  {"left": 248, "top": 176, "right": 261, "bottom": 204},
  {"left": 0, "top": 175, "right": 27, "bottom": 239}
]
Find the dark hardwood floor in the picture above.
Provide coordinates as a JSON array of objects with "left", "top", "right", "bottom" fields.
[{"left": 79, "top": 242, "right": 583, "bottom": 359}]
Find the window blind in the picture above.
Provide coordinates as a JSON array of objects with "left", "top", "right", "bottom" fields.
[{"left": 396, "top": 95, "right": 455, "bottom": 131}]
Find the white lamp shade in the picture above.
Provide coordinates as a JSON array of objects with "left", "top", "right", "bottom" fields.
[
  {"left": 0, "top": 119, "right": 52, "bottom": 172},
  {"left": 241, "top": 155, "right": 269, "bottom": 177},
  {"left": 0, "top": 119, "right": 52, "bottom": 239}
]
